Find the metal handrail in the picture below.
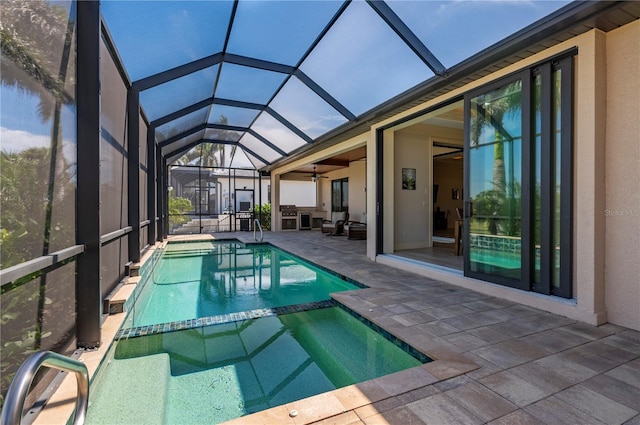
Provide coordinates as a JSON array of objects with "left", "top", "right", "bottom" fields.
[
  {"left": 254, "top": 219, "right": 264, "bottom": 242},
  {"left": 216, "top": 214, "right": 230, "bottom": 232},
  {"left": 1, "top": 351, "right": 89, "bottom": 425}
]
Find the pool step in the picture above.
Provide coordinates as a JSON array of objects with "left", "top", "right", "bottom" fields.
[
  {"left": 107, "top": 276, "right": 140, "bottom": 314},
  {"left": 125, "top": 261, "right": 141, "bottom": 277},
  {"left": 86, "top": 354, "right": 170, "bottom": 424}
]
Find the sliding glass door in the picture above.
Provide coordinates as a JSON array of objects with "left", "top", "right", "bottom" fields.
[
  {"left": 464, "top": 55, "right": 573, "bottom": 297},
  {"left": 466, "top": 77, "right": 526, "bottom": 288}
]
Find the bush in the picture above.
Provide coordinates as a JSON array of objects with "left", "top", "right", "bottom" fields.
[
  {"left": 168, "top": 196, "right": 192, "bottom": 228},
  {"left": 252, "top": 203, "right": 271, "bottom": 230}
]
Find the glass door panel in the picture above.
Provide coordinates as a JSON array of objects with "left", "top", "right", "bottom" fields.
[{"left": 467, "top": 79, "right": 524, "bottom": 284}]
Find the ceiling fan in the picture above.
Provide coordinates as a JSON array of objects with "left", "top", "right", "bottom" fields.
[{"left": 310, "top": 165, "right": 328, "bottom": 182}]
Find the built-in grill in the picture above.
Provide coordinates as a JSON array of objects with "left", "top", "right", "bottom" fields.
[
  {"left": 279, "top": 205, "right": 298, "bottom": 217},
  {"left": 279, "top": 205, "right": 298, "bottom": 230}
]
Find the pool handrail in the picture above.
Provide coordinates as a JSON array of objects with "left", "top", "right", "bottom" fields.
[
  {"left": 254, "top": 219, "right": 263, "bottom": 242},
  {"left": 1, "top": 351, "right": 89, "bottom": 425}
]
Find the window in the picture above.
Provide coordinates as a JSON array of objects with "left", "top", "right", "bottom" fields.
[
  {"left": 332, "top": 178, "right": 348, "bottom": 212},
  {"left": 465, "top": 54, "right": 573, "bottom": 298}
]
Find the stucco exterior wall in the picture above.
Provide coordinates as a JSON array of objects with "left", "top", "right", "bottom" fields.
[
  {"left": 348, "top": 160, "right": 367, "bottom": 223},
  {"left": 604, "top": 20, "right": 640, "bottom": 331},
  {"left": 369, "top": 24, "right": 639, "bottom": 326},
  {"left": 271, "top": 21, "right": 639, "bottom": 329}
]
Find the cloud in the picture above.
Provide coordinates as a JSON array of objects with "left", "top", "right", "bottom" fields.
[
  {"left": 0, "top": 127, "right": 76, "bottom": 162},
  {"left": 0, "top": 126, "right": 50, "bottom": 153}
]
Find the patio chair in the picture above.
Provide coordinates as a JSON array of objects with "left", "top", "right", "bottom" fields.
[
  {"left": 322, "top": 211, "right": 348, "bottom": 235},
  {"left": 344, "top": 213, "right": 367, "bottom": 240}
]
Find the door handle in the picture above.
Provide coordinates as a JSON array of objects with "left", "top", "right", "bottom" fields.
[{"left": 464, "top": 201, "right": 473, "bottom": 219}]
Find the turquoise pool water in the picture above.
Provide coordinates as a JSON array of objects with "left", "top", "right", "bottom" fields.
[
  {"left": 87, "top": 306, "right": 425, "bottom": 424},
  {"left": 128, "top": 241, "right": 360, "bottom": 327},
  {"left": 85, "top": 240, "right": 430, "bottom": 424}
]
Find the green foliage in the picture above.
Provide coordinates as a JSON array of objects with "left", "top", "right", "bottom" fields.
[
  {"left": 0, "top": 148, "right": 75, "bottom": 269},
  {"left": 168, "top": 196, "right": 193, "bottom": 228},
  {"left": 252, "top": 203, "right": 271, "bottom": 230},
  {"left": 0, "top": 268, "right": 75, "bottom": 409},
  {"left": 0, "top": 1, "right": 77, "bottom": 407},
  {"left": 0, "top": 0, "right": 75, "bottom": 118},
  {"left": 472, "top": 181, "right": 521, "bottom": 236}
]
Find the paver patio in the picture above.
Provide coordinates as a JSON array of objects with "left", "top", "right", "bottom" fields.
[{"left": 224, "top": 230, "right": 640, "bottom": 425}]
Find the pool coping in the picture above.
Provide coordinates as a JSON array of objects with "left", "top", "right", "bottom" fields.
[{"left": 33, "top": 235, "right": 481, "bottom": 425}]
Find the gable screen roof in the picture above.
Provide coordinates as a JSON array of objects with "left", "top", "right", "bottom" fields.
[{"left": 103, "top": 0, "right": 633, "bottom": 170}]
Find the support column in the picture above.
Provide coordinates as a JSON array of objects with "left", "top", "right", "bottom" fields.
[
  {"left": 127, "top": 89, "right": 140, "bottom": 261},
  {"left": 163, "top": 160, "right": 169, "bottom": 239},
  {"left": 574, "top": 30, "right": 608, "bottom": 324},
  {"left": 156, "top": 148, "right": 164, "bottom": 241},
  {"left": 147, "top": 126, "right": 156, "bottom": 243},
  {"left": 76, "top": 0, "right": 101, "bottom": 349}
]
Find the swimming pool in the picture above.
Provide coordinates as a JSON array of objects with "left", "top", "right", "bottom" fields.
[
  {"left": 86, "top": 240, "right": 430, "bottom": 424},
  {"left": 127, "top": 241, "right": 361, "bottom": 327},
  {"left": 87, "top": 305, "right": 426, "bottom": 424}
]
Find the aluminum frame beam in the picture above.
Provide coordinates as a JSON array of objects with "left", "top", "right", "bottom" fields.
[
  {"left": 76, "top": 0, "right": 102, "bottom": 349},
  {"left": 366, "top": 0, "right": 446, "bottom": 76}
]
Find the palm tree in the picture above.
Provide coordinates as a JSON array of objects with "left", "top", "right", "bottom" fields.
[
  {"left": 1, "top": 2, "right": 77, "bottom": 400},
  {"left": 469, "top": 81, "right": 522, "bottom": 235},
  {"left": 174, "top": 114, "right": 237, "bottom": 168},
  {"left": 1, "top": 0, "right": 74, "bottom": 117}
]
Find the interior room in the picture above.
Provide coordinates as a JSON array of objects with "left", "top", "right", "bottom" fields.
[{"left": 389, "top": 101, "right": 465, "bottom": 270}]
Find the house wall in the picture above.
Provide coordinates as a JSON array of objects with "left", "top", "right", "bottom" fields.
[
  {"left": 272, "top": 22, "right": 639, "bottom": 330},
  {"left": 270, "top": 134, "right": 367, "bottom": 230},
  {"left": 368, "top": 24, "right": 639, "bottom": 328},
  {"left": 317, "top": 159, "right": 367, "bottom": 222},
  {"left": 604, "top": 20, "right": 640, "bottom": 331},
  {"left": 348, "top": 159, "right": 367, "bottom": 223}
]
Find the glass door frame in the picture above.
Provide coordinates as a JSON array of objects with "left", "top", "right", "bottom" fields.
[
  {"left": 462, "top": 52, "right": 573, "bottom": 298},
  {"left": 463, "top": 70, "right": 531, "bottom": 291}
]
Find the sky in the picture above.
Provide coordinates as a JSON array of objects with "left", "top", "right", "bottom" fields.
[{"left": 2, "top": 0, "right": 570, "bottom": 163}]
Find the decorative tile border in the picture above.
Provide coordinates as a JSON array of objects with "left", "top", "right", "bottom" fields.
[
  {"left": 115, "top": 299, "right": 337, "bottom": 340},
  {"left": 116, "top": 240, "right": 418, "bottom": 366}
]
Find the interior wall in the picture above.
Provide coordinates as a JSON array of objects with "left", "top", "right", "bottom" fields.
[
  {"left": 393, "top": 130, "right": 430, "bottom": 250},
  {"left": 392, "top": 125, "right": 463, "bottom": 249},
  {"left": 604, "top": 20, "right": 640, "bottom": 331}
]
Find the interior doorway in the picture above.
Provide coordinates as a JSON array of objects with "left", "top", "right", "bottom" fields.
[
  {"left": 432, "top": 142, "right": 464, "bottom": 240},
  {"left": 389, "top": 100, "right": 465, "bottom": 270}
]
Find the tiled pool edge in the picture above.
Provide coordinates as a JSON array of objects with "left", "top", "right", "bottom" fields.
[
  {"left": 115, "top": 299, "right": 338, "bottom": 339},
  {"left": 116, "top": 238, "right": 372, "bottom": 339},
  {"left": 114, "top": 297, "right": 433, "bottom": 364},
  {"left": 36, "top": 235, "right": 480, "bottom": 425},
  {"left": 335, "top": 303, "right": 432, "bottom": 364}
]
